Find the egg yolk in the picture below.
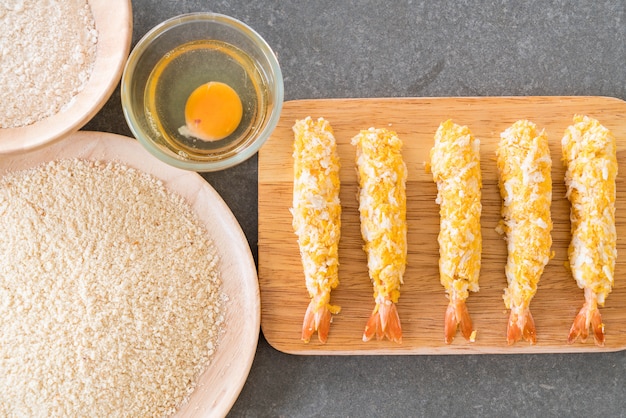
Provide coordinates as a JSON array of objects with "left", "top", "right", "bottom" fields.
[{"left": 183, "top": 81, "right": 243, "bottom": 141}]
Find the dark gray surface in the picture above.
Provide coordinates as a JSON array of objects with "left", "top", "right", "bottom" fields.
[{"left": 85, "top": 1, "right": 626, "bottom": 416}]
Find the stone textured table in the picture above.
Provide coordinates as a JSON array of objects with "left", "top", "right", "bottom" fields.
[{"left": 85, "top": 1, "right": 626, "bottom": 416}]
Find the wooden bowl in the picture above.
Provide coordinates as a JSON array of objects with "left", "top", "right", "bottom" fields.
[
  {"left": 0, "top": 131, "right": 260, "bottom": 417},
  {"left": 0, "top": 0, "right": 132, "bottom": 154}
]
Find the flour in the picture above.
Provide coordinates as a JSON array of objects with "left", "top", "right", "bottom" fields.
[{"left": 0, "top": 0, "right": 98, "bottom": 128}]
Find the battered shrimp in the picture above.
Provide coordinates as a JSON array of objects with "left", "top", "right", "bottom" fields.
[
  {"left": 430, "top": 120, "right": 482, "bottom": 344},
  {"left": 352, "top": 127, "right": 407, "bottom": 344},
  {"left": 562, "top": 115, "right": 617, "bottom": 346},
  {"left": 291, "top": 117, "right": 342, "bottom": 343},
  {"left": 496, "top": 120, "right": 553, "bottom": 345}
]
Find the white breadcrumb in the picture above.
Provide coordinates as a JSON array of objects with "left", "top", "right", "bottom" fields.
[{"left": 0, "top": 159, "right": 224, "bottom": 417}]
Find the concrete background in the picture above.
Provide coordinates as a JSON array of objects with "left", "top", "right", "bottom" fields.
[{"left": 85, "top": 1, "right": 626, "bottom": 416}]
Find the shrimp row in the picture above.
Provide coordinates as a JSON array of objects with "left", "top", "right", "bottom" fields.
[
  {"left": 291, "top": 115, "right": 616, "bottom": 347},
  {"left": 292, "top": 120, "right": 407, "bottom": 344}
]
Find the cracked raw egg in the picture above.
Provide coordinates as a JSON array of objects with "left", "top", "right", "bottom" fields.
[{"left": 181, "top": 81, "right": 243, "bottom": 141}]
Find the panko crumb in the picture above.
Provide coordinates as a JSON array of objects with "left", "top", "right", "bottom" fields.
[{"left": 0, "top": 159, "right": 225, "bottom": 417}]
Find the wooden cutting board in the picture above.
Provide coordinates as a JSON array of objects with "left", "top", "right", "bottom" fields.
[{"left": 258, "top": 96, "right": 626, "bottom": 355}]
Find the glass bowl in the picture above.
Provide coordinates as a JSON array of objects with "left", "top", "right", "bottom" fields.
[{"left": 121, "top": 13, "right": 284, "bottom": 172}]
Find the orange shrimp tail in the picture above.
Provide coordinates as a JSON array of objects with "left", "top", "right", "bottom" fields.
[
  {"left": 444, "top": 298, "right": 474, "bottom": 344},
  {"left": 362, "top": 298, "right": 402, "bottom": 344},
  {"left": 301, "top": 300, "right": 332, "bottom": 344},
  {"left": 507, "top": 307, "right": 536, "bottom": 345},
  {"left": 567, "top": 300, "right": 605, "bottom": 347}
]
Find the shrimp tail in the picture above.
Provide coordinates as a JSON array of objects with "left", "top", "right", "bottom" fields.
[
  {"left": 568, "top": 293, "right": 605, "bottom": 346},
  {"left": 507, "top": 306, "right": 536, "bottom": 345},
  {"left": 363, "top": 298, "right": 402, "bottom": 344},
  {"left": 301, "top": 300, "right": 332, "bottom": 344},
  {"left": 444, "top": 298, "right": 474, "bottom": 344}
]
